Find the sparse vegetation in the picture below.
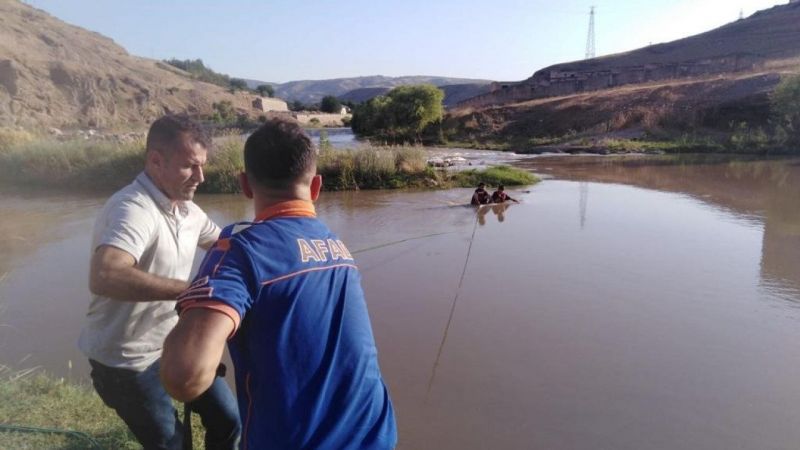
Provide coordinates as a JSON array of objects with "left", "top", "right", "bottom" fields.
[
  {"left": 0, "top": 138, "right": 144, "bottom": 190},
  {"left": 0, "top": 369, "right": 207, "bottom": 449},
  {"left": 163, "top": 58, "right": 231, "bottom": 88}
]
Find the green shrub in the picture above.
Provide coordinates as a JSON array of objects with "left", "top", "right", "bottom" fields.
[
  {"left": 0, "top": 128, "right": 37, "bottom": 151},
  {"left": 771, "top": 73, "right": 800, "bottom": 149},
  {"left": 452, "top": 165, "right": 538, "bottom": 187}
]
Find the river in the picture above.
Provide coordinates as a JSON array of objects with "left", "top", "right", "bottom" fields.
[{"left": 2, "top": 153, "right": 800, "bottom": 449}]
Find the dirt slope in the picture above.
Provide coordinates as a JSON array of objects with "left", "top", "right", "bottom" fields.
[{"left": 0, "top": 0, "right": 256, "bottom": 130}]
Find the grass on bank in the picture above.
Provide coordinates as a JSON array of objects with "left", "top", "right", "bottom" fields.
[
  {"left": 0, "top": 135, "right": 538, "bottom": 193},
  {"left": 0, "top": 369, "right": 208, "bottom": 449}
]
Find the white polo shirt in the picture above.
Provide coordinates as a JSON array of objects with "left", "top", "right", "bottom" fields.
[{"left": 78, "top": 172, "right": 220, "bottom": 371}]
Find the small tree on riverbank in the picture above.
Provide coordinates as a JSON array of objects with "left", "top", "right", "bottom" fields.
[
  {"left": 321, "top": 95, "right": 342, "bottom": 113},
  {"left": 351, "top": 84, "right": 444, "bottom": 143}
]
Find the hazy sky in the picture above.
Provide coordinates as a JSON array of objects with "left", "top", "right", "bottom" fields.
[{"left": 25, "top": 0, "right": 787, "bottom": 83}]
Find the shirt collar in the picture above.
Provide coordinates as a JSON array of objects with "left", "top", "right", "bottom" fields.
[
  {"left": 255, "top": 199, "right": 316, "bottom": 222},
  {"left": 135, "top": 172, "right": 189, "bottom": 217}
]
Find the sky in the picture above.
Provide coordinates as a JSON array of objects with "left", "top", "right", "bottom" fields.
[{"left": 25, "top": 0, "right": 788, "bottom": 83}]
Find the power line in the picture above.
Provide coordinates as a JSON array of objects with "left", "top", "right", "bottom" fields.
[{"left": 585, "top": 6, "right": 596, "bottom": 59}]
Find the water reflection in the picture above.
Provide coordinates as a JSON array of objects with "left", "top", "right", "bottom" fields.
[
  {"left": 477, "top": 203, "right": 512, "bottom": 225},
  {"left": 519, "top": 155, "right": 800, "bottom": 304}
]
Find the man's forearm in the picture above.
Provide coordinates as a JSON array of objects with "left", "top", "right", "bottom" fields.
[
  {"left": 162, "top": 308, "right": 233, "bottom": 402},
  {"left": 91, "top": 264, "right": 188, "bottom": 301}
]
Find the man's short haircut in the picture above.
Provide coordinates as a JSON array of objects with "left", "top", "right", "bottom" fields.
[
  {"left": 244, "top": 118, "right": 316, "bottom": 189},
  {"left": 146, "top": 114, "right": 211, "bottom": 156}
]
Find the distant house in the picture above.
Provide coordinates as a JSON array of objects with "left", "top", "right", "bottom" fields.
[
  {"left": 252, "top": 97, "right": 288, "bottom": 112},
  {"left": 339, "top": 105, "right": 349, "bottom": 115}
]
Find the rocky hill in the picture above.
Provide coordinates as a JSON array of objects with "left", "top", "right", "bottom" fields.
[
  {"left": 0, "top": 0, "right": 256, "bottom": 130},
  {"left": 461, "top": 1, "right": 800, "bottom": 108},
  {"left": 448, "top": 1, "right": 800, "bottom": 146}
]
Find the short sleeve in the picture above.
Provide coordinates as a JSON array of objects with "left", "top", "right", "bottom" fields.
[
  {"left": 176, "top": 237, "right": 256, "bottom": 334},
  {"left": 97, "top": 199, "right": 156, "bottom": 263},
  {"left": 198, "top": 213, "right": 221, "bottom": 249}
]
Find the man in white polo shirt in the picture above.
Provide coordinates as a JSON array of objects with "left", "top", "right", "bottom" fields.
[{"left": 79, "top": 115, "right": 240, "bottom": 450}]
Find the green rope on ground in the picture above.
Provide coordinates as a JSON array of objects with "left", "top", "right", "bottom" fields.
[{"left": 0, "top": 423, "right": 104, "bottom": 450}]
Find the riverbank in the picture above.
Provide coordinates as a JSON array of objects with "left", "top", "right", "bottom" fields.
[
  {"left": 0, "top": 136, "right": 537, "bottom": 193},
  {"left": 0, "top": 370, "right": 207, "bottom": 449},
  {"left": 440, "top": 131, "right": 798, "bottom": 155}
]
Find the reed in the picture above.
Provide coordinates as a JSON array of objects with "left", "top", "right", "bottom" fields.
[{"left": 0, "top": 138, "right": 537, "bottom": 192}]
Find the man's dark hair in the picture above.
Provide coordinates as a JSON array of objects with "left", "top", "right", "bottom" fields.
[
  {"left": 244, "top": 118, "right": 316, "bottom": 188},
  {"left": 146, "top": 114, "right": 211, "bottom": 155}
]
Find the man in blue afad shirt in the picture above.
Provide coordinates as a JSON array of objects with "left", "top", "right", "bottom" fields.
[{"left": 161, "top": 118, "right": 397, "bottom": 449}]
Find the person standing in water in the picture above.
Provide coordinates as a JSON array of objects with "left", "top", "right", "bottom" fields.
[
  {"left": 471, "top": 182, "right": 491, "bottom": 205},
  {"left": 491, "top": 185, "right": 519, "bottom": 203}
]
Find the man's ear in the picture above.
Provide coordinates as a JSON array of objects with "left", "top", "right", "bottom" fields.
[
  {"left": 310, "top": 175, "right": 322, "bottom": 201},
  {"left": 239, "top": 172, "right": 254, "bottom": 199},
  {"left": 147, "top": 150, "right": 163, "bottom": 170}
]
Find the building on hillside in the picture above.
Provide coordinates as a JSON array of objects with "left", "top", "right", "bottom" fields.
[{"left": 252, "top": 97, "right": 288, "bottom": 112}]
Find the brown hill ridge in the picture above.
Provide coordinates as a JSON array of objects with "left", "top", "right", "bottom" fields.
[
  {"left": 460, "top": 1, "right": 800, "bottom": 108},
  {"left": 0, "top": 0, "right": 255, "bottom": 130}
]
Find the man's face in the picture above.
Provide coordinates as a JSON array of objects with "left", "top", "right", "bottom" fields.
[{"left": 151, "top": 135, "right": 208, "bottom": 202}]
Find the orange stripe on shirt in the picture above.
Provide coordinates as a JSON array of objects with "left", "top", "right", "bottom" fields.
[
  {"left": 179, "top": 301, "right": 241, "bottom": 339},
  {"left": 255, "top": 200, "right": 316, "bottom": 222},
  {"left": 260, "top": 263, "right": 358, "bottom": 287}
]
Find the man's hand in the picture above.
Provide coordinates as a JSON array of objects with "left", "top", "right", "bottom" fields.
[
  {"left": 161, "top": 308, "right": 235, "bottom": 402},
  {"left": 89, "top": 245, "right": 188, "bottom": 301}
]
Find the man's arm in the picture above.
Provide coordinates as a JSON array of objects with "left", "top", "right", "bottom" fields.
[
  {"left": 161, "top": 308, "right": 234, "bottom": 402},
  {"left": 198, "top": 214, "right": 221, "bottom": 251},
  {"left": 89, "top": 245, "right": 188, "bottom": 301}
]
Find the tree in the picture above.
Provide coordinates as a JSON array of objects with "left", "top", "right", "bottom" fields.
[
  {"left": 229, "top": 78, "right": 249, "bottom": 91},
  {"left": 290, "top": 100, "right": 306, "bottom": 112},
  {"left": 351, "top": 84, "right": 444, "bottom": 142},
  {"left": 771, "top": 74, "right": 800, "bottom": 147},
  {"left": 256, "top": 84, "right": 275, "bottom": 98},
  {"left": 320, "top": 95, "right": 342, "bottom": 114}
]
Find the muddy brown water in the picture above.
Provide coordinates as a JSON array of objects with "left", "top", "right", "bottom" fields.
[{"left": 2, "top": 155, "right": 800, "bottom": 449}]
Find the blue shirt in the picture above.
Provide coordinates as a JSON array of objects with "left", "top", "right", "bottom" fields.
[{"left": 178, "top": 201, "right": 397, "bottom": 450}]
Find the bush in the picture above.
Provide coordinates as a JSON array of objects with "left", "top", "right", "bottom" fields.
[
  {"left": 256, "top": 84, "right": 274, "bottom": 98},
  {"left": 320, "top": 96, "right": 342, "bottom": 114},
  {"left": 771, "top": 73, "right": 800, "bottom": 148},
  {"left": 0, "top": 128, "right": 36, "bottom": 151},
  {"left": 210, "top": 101, "right": 237, "bottom": 125}
]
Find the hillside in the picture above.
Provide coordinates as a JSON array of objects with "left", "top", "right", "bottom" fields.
[
  {"left": 448, "top": 70, "right": 788, "bottom": 147},
  {"left": 448, "top": 1, "right": 800, "bottom": 147},
  {"left": 256, "top": 75, "right": 492, "bottom": 104},
  {"left": 0, "top": 0, "right": 256, "bottom": 130},
  {"left": 462, "top": 1, "right": 800, "bottom": 108},
  {"left": 338, "top": 83, "right": 491, "bottom": 108}
]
